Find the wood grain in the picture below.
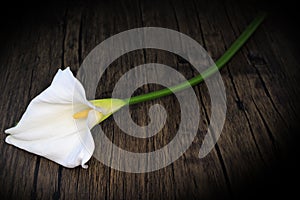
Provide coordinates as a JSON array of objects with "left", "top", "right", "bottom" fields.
[{"left": 0, "top": 0, "right": 299, "bottom": 199}]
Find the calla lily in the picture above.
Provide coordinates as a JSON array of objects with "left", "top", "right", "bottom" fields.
[
  {"left": 5, "top": 67, "right": 126, "bottom": 168},
  {"left": 4, "top": 15, "right": 266, "bottom": 169}
]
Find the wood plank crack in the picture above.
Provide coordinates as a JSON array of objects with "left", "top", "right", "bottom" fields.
[
  {"left": 251, "top": 97, "right": 279, "bottom": 154},
  {"left": 78, "top": 12, "right": 83, "bottom": 65},
  {"left": 226, "top": 65, "right": 266, "bottom": 164},
  {"left": 31, "top": 157, "right": 40, "bottom": 200},
  {"left": 61, "top": 9, "right": 68, "bottom": 68},
  {"left": 52, "top": 166, "right": 62, "bottom": 200},
  {"left": 198, "top": 90, "right": 233, "bottom": 198}
]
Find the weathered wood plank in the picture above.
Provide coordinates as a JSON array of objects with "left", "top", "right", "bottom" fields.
[
  {"left": 0, "top": 0, "right": 299, "bottom": 199},
  {"left": 192, "top": 0, "right": 292, "bottom": 197},
  {"left": 224, "top": 0, "right": 296, "bottom": 155},
  {"left": 0, "top": 7, "right": 67, "bottom": 199},
  {"left": 0, "top": 28, "right": 37, "bottom": 198},
  {"left": 171, "top": 0, "right": 232, "bottom": 199},
  {"left": 33, "top": 18, "right": 65, "bottom": 200}
]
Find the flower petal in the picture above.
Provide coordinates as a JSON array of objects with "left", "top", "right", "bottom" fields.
[
  {"left": 5, "top": 67, "right": 96, "bottom": 168},
  {"left": 5, "top": 118, "right": 94, "bottom": 168}
]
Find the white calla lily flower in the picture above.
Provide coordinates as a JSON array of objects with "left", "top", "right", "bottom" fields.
[{"left": 5, "top": 67, "right": 126, "bottom": 168}]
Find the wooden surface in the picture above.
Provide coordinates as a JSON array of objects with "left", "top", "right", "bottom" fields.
[{"left": 0, "top": 0, "right": 299, "bottom": 199}]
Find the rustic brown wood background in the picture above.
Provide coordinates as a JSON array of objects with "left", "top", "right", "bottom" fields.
[{"left": 0, "top": 0, "right": 299, "bottom": 199}]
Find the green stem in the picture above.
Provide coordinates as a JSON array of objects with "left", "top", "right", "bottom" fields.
[{"left": 125, "top": 13, "right": 266, "bottom": 105}]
